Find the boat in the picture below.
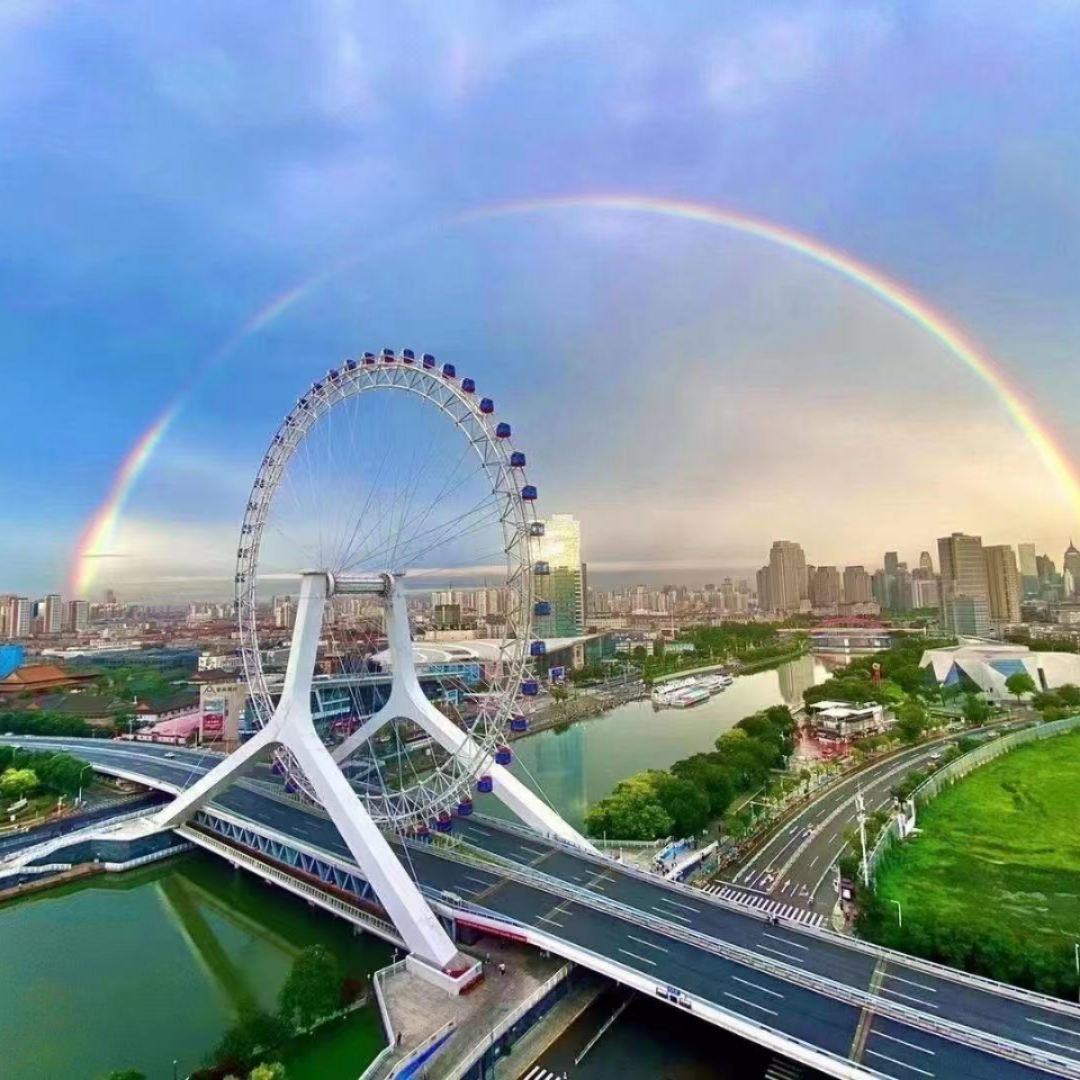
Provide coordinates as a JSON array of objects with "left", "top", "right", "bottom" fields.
[{"left": 668, "top": 685, "right": 711, "bottom": 708}]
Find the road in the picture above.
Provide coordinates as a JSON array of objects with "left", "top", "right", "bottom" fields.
[
  {"left": 5, "top": 735, "right": 1080, "bottom": 1080},
  {"left": 709, "top": 723, "right": 1022, "bottom": 923}
]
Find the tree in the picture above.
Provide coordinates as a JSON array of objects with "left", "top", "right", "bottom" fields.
[
  {"left": 249, "top": 1065, "right": 287, "bottom": 1080},
  {"left": 1057, "top": 684, "right": 1080, "bottom": 708},
  {"left": 278, "top": 946, "right": 342, "bottom": 1031},
  {"left": 1004, "top": 671, "right": 1037, "bottom": 705},
  {"left": 213, "top": 1009, "right": 289, "bottom": 1074},
  {"left": 631, "top": 645, "right": 647, "bottom": 662},
  {"left": 654, "top": 774, "right": 711, "bottom": 837},
  {"left": 0, "top": 767, "right": 39, "bottom": 800},
  {"left": 961, "top": 693, "right": 992, "bottom": 727},
  {"left": 894, "top": 702, "right": 928, "bottom": 744}
]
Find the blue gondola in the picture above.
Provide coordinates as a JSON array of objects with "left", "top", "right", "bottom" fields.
[
  {"left": 528, "top": 520, "right": 544, "bottom": 536},
  {"left": 480, "top": 398, "right": 495, "bottom": 414},
  {"left": 495, "top": 745, "right": 513, "bottom": 766},
  {"left": 457, "top": 796, "right": 474, "bottom": 817},
  {"left": 534, "top": 600, "right": 551, "bottom": 616},
  {"left": 521, "top": 485, "right": 538, "bottom": 501},
  {"left": 284, "top": 781, "right": 297, "bottom": 794},
  {"left": 416, "top": 823, "right": 431, "bottom": 839},
  {"left": 462, "top": 377, "right": 476, "bottom": 393},
  {"left": 402, "top": 348, "right": 415, "bottom": 362},
  {"left": 422, "top": 353, "right": 436, "bottom": 369},
  {"left": 495, "top": 422, "right": 511, "bottom": 437},
  {"left": 477, "top": 774, "right": 494, "bottom": 794},
  {"left": 345, "top": 358, "right": 357, "bottom": 370},
  {"left": 312, "top": 380, "right": 323, "bottom": 390},
  {"left": 271, "top": 760, "right": 283, "bottom": 775},
  {"left": 521, "top": 679, "right": 539, "bottom": 696},
  {"left": 442, "top": 363, "right": 457, "bottom": 379},
  {"left": 534, "top": 561, "right": 550, "bottom": 576},
  {"left": 363, "top": 352, "right": 376, "bottom": 364},
  {"left": 382, "top": 347, "right": 395, "bottom": 361},
  {"left": 436, "top": 811, "right": 453, "bottom": 833},
  {"left": 328, "top": 368, "right": 340, "bottom": 380},
  {"left": 510, "top": 451, "right": 527, "bottom": 467},
  {"left": 297, "top": 396, "right": 308, "bottom": 409},
  {"left": 510, "top": 715, "right": 529, "bottom": 733},
  {"left": 530, "top": 640, "right": 547, "bottom": 656}
]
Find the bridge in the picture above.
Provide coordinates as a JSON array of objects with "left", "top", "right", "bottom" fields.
[{"left": 6, "top": 733, "right": 1080, "bottom": 1080}]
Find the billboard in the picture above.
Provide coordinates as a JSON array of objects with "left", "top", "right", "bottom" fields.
[
  {"left": 0, "top": 646, "right": 25, "bottom": 680},
  {"left": 202, "top": 696, "right": 226, "bottom": 736}
]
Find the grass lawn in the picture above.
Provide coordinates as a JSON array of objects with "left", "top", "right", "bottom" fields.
[{"left": 876, "top": 730, "right": 1080, "bottom": 948}]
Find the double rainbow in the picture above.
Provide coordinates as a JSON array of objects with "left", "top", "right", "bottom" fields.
[{"left": 68, "top": 194, "right": 1080, "bottom": 596}]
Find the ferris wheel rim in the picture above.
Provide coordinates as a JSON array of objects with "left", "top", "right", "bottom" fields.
[{"left": 233, "top": 355, "right": 540, "bottom": 827}]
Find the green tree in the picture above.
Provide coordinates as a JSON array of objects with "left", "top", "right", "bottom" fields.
[
  {"left": 962, "top": 693, "right": 992, "bottom": 727},
  {"left": 249, "top": 1065, "right": 287, "bottom": 1080},
  {"left": 1005, "top": 671, "right": 1037, "bottom": 704},
  {"left": 278, "top": 946, "right": 342, "bottom": 1031},
  {"left": 652, "top": 638, "right": 665, "bottom": 658},
  {"left": 0, "top": 767, "right": 39, "bottom": 800},
  {"left": 654, "top": 774, "right": 711, "bottom": 837},
  {"left": 1057, "top": 684, "right": 1080, "bottom": 709},
  {"left": 895, "top": 701, "right": 928, "bottom": 744},
  {"left": 213, "top": 1009, "right": 289, "bottom": 1074}
]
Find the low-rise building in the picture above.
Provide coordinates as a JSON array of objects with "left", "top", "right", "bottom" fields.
[
  {"left": 805, "top": 700, "right": 890, "bottom": 741},
  {"left": 920, "top": 644, "right": 1080, "bottom": 700}
]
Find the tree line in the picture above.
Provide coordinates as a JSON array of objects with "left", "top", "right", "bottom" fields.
[
  {"left": 0, "top": 745, "right": 93, "bottom": 803},
  {"left": 583, "top": 705, "right": 797, "bottom": 841}
]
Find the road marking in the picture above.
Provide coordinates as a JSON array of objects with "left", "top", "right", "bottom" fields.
[
  {"left": 884, "top": 971, "right": 937, "bottom": 993},
  {"left": 808, "top": 855, "right": 820, "bottom": 870},
  {"left": 731, "top": 975, "right": 784, "bottom": 999},
  {"left": 764, "top": 932, "right": 808, "bottom": 950},
  {"left": 1028, "top": 1017, "right": 1080, "bottom": 1037},
  {"left": 875, "top": 1031, "right": 935, "bottom": 1056},
  {"left": 657, "top": 896, "right": 700, "bottom": 913},
  {"left": 724, "top": 991, "right": 777, "bottom": 1016},
  {"left": 651, "top": 906, "right": 691, "bottom": 924},
  {"left": 880, "top": 986, "right": 938, "bottom": 1009},
  {"left": 865, "top": 1049, "right": 934, "bottom": 1077},
  {"left": 627, "top": 934, "right": 668, "bottom": 953},
  {"left": 463, "top": 874, "right": 492, "bottom": 887},
  {"left": 1032, "top": 1036, "right": 1080, "bottom": 1053},
  {"left": 536, "top": 914, "right": 565, "bottom": 928},
  {"left": 467, "top": 826, "right": 492, "bottom": 836},
  {"left": 518, "top": 845, "right": 549, "bottom": 857},
  {"left": 758, "top": 944, "right": 805, "bottom": 964},
  {"left": 618, "top": 948, "right": 657, "bottom": 967}
]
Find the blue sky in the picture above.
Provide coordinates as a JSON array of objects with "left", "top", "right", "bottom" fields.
[{"left": 2, "top": 2, "right": 1079, "bottom": 598}]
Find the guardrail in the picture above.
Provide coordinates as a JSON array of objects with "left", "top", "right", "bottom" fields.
[
  {"left": 422, "top": 835, "right": 1080, "bottom": 1076},
  {"left": 0, "top": 805, "right": 162, "bottom": 869},
  {"left": 866, "top": 713, "right": 1080, "bottom": 882},
  {"left": 359, "top": 961, "right": 408, "bottom": 1080}
]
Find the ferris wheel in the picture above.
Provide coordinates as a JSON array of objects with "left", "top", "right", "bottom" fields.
[{"left": 234, "top": 351, "right": 543, "bottom": 830}]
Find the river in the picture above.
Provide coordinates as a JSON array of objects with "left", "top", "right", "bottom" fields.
[{"left": 0, "top": 654, "right": 829, "bottom": 1079}]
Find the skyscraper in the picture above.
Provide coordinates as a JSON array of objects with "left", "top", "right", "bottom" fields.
[
  {"left": 537, "top": 514, "right": 585, "bottom": 636},
  {"left": 1017, "top": 543, "right": 1039, "bottom": 598},
  {"left": 44, "top": 593, "right": 63, "bottom": 635},
  {"left": 765, "top": 540, "right": 808, "bottom": 614},
  {"left": 272, "top": 595, "right": 294, "bottom": 629},
  {"left": 756, "top": 566, "right": 771, "bottom": 612},
  {"left": 843, "top": 566, "right": 872, "bottom": 603},
  {"left": 809, "top": 566, "right": 842, "bottom": 608},
  {"left": 984, "top": 545, "right": 1022, "bottom": 626},
  {"left": 5, "top": 597, "right": 32, "bottom": 638},
  {"left": 919, "top": 551, "right": 934, "bottom": 575},
  {"left": 64, "top": 600, "right": 90, "bottom": 632},
  {"left": 1064, "top": 541, "right": 1080, "bottom": 598},
  {"left": 938, "top": 533, "right": 991, "bottom": 637}
]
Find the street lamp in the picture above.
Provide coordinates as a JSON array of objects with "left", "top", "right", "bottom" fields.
[
  {"left": 891, "top": 900, "right": 902, "bottom": 928},
  {"left": 77, "top": 763, "right": 93, "bottom": 807},
  {"left": 1074, "top": 943, "right": 1079, "bottom": 1004}
]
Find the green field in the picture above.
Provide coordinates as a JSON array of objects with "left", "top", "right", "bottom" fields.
[{"left": 865, "top": 729, "right": 1080, "bottom": 995}]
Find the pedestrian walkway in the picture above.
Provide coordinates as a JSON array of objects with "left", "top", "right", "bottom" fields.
[
  {"left": 764, "top": 1056, "right": 804, "bottom": 1080},
  {"left": 699, "top": 884, "right": 826, "bottom": 928}
]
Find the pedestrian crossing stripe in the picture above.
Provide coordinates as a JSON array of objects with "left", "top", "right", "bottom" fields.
[
  {"left": 522, "top": 1065, "right": 566, "bottom": 1080},
  {"left": 700, "top": 884, "right": 825, "bottom": 928}
]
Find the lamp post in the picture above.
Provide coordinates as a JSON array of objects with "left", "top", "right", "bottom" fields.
[
  {"left": 77, "top": 763, "right": 92, "bottom": 807},
  {"left": 1074, "top": 943, "right": 1079, "bottom": 1004},
  {"left": 891, "top": 899, "right": 902, "bottom": 928}
]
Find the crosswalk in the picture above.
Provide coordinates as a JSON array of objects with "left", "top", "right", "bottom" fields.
[
  {"left": 765, "top": 1056, "right": 804, "bottom": 1080},
  {"left": 699, "top": 883, "right": 826, "bottom": 928},
  {"left": 521, "top": 1066, "right": 568, "bottom": 1080}
]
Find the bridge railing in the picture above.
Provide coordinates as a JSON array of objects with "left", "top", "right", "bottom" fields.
[
  {"left": 423, "top": 836, "right": 1080, "bottom": 1076},
  {"left": 866, "top": 713, "right": 1080, "bottom": 882}
]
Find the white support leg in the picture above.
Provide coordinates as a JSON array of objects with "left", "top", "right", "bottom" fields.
[
  {"left": 153, "top": 571, "right": 461, "bottom": 972},
  {"left": 339, "top": 577, "right": 598, "bottom": 854}
]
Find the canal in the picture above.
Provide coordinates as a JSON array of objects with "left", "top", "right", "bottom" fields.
[{"left": 0, "top": 654, "right": 830, "bottom": 1078}]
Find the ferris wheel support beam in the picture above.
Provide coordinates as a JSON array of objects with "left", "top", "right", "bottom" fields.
[
  {"left": 153, "top": 571, "right": 461, "bottom": 974},
  {"left": 333, "top": 576, "right": 598, "bottom": 854}
]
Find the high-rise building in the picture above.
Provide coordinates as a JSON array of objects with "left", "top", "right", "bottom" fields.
[
  {"left": 1017, "top": 543, "right": 1039, "bottom": 598},
  {"left": 1065, "top": 541, "right": 1080, "bottom": 598},
  {"left": 809, "top": 566, "right": 842, "bottom": 608},
  {"left": 64, "top": 600, "right": 90, "bottom": 632},
  {"left": 984, "top": 545, "right": 1022, "bottom": 626},
  {"left": 843, "top": 566, "right": 872, "bottom": 604},
  {"left": 44, "top": 593, "right": 63, "bottom": 635},
  {"left": 536, "top": 514, "right": 585, "bottom": 636},
  {"left": 1036, "top": 554, "right": 1057, "bottom": 587},
  {"left": 938, "top": 533, "right": 991, "bottom": 637},
  {"left": 755, "top": 566, "right": 771, "bottom": 612},
  {"left": 894, "top": 565, "right": 913, "bottom": 611},
  {"left": 910, "top": 575, "right": 940, "bottom": 610},
  {"left": 272, "top": 595, "right": 294, "bottom": 630},
  {"left": 765, "top": 540, "right": 807, "bottom": 614},
  {"left": 5, "top": 597, "right": 32, "bottom": 638},
  {"left": 919, "top": 551, "right": 934, "bottom": 575},
  {"left": 871, "top": 569, "right": 889, "bottom": 607}
]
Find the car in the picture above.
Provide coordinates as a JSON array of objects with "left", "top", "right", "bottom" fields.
[
  {"left": 929, "top": 751, "right": 943, "bottom": 761},
  {"left": 164, "top": 751, "right": 176, "bottom": 759}
]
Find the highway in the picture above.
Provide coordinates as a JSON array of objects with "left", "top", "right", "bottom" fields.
[{"left": 6, "top": 735, "right": 1080, "bottom": 1079}]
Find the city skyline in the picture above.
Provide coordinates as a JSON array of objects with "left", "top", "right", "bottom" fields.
[{"left": 4, "top": 5, "right": 1080, "bottom": 597}]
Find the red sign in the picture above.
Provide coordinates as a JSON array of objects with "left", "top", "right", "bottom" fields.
[{"left": 202, "top": 714, "right": 224, "bottom": 733}]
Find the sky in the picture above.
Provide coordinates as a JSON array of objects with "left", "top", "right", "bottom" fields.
[{"left": 2, "top": 1, "right": 1079, "bottom": 599}]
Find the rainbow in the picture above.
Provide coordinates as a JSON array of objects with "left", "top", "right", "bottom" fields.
[{"left": 69, "top": 194, "right": 1080, "bottom": 595}]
